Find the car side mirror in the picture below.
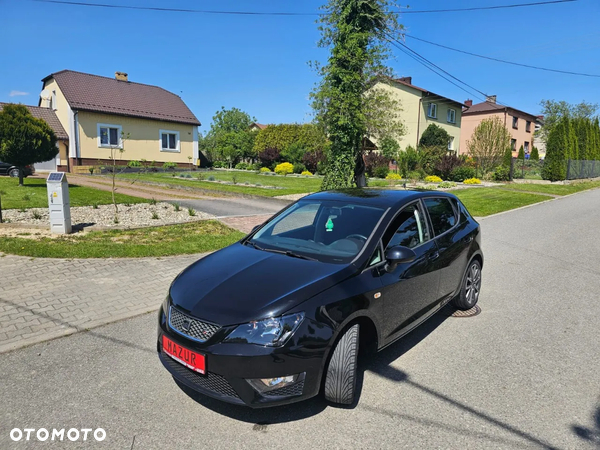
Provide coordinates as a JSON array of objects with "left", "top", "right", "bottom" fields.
[{"left": 384, "top": 245, "right": 417, "bottom": 272}]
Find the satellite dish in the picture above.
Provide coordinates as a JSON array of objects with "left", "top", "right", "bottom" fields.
[{"left": 40, "top": 89, "right": 51, "bottom": 100}]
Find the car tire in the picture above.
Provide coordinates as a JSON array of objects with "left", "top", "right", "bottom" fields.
[
  {"left": 324, "top": 323, "right": 359, "bottom": 405},
  {"left": 8, "top": 168, "right": 19, "bottom": 177},
  {"left": 453, "top": 259, "right": 482, "bottom": 310}
]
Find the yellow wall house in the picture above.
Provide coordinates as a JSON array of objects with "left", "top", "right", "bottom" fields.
[
  {"left": 372, "top": 77, "right": 465, "bottom": 153},
  {"left": 38, "top": 70, "right": 201, "bottom": 172}
]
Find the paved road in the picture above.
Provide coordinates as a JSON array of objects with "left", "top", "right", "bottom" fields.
[
  {"left": 173, "top": 196, "right": 290, "bottom": 218},
  {"left": 2, "top": 189, "right": 600, "bottom": 449}
]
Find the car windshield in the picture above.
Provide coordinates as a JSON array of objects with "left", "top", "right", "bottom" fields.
[{"left": 246, "top": 200, "right": 386, "bottom": 264}]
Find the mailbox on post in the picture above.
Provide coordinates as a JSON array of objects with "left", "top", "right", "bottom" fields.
[{"left": 46, "top": 172, "right": 72, "bottom": 234}]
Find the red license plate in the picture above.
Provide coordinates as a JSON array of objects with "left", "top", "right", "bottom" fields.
[{"left": 162, "top": 335, "right": 206, "bottom": 375}]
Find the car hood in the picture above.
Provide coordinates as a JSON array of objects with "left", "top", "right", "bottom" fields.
[{"left": 169, "top": 243, "right": 355, "bottom": 325}]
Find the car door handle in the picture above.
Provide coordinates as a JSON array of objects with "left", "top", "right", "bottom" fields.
[
  {"left": 464, "top": 236, "right": 473, "bottom": 243},
  {"left": 428, "top": 251, "right": 440, "bottom": 261}
]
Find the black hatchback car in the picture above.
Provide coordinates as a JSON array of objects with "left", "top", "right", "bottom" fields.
[
  {"left": 157, "top": 189, "right": 483, "bottom": 407},
  {"left": 0, "top": 161, "right": 34, "bottom": 178}
]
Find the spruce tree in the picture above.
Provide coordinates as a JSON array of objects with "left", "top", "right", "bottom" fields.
[
  {"left": 530, "top": 147, "right": 539, "bottom": 161},
  {"left": 503, "top": 146, "right": 513, "bottom": 167},
  {"left": 517, "top": 145, "right": 525, "bottom": 159}
]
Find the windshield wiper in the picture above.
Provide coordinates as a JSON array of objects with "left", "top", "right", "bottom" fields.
[
  {"left": 244, "top": 240, "right": 265, "bottom": 251},
  {"left": 282, "top": 251, "right": 319, "bottom": 262},
  {"left": 245, "top": 241, "right": 318, "bottom": 261}
]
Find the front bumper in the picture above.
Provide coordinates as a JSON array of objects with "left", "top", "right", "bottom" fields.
[{"left": 157, "top": 306, "right": 331, "bottom": 408}]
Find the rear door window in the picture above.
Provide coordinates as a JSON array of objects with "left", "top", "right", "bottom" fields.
[{"left": 423, "top": 198, "right": 458, "bottom": 236}]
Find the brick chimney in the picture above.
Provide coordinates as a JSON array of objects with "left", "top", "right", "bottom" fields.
[
  {"left": 398, "top": 76, "right": 412, "bottom": 85},
  {"left": 486, "top": 95, "right": 497, "bottom": 104},
  {"left": 115, "top": 71, "right": 128, "bottom": 82},
  {"left": 465, "top": 99, "right": 473, "bottom": 107}
]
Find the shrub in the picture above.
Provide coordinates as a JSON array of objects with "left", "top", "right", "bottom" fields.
[
  {"left": 258, "top": 147, "right": 281, "bottom": 168},
  {"left": 259, "top": 167, "right": 272, "bottom": 173},
  {"left": 127, "top": 160, "right": 142, "bottom": 168},
  {"left": 274, "top": 162, "right": 294, "bottom": 175},
  {"left": 386, "top": 173, "right": 403, "bottom": 183},
  {"left": 151, "top": 211, "right": 159, "bottom": 219},
  {"left": 517, "top": 145, "right": 525, "bottom": 160},
  {"left": 235, "top": 162, "right": 249, "bottom": 170},
  {"left": 530, "top": 146, "right": 540, "bottom": 161},
  {"left": 373, "top": 166, "right": 389, "bottom": 179},
  {"left": 207, "top": 175, "right": 216, "bottom": 181},
  {"left": 424, "top": 175, "right": 443, "bottom": 183},
  {"left": 493, "top": 165, "right": 510, "bottom": 181},
  {"left": 188, "top": 208, "right": 196, "bottom": 216},
  {"left": 463, "top": 178, "right": 482, "bottom": 185},
  {"left": 212, "top": 161, "right": 226, "bottom": 169},
  {"left": 450, "top": 166, "right": 476, "bottom": 182},
  {"left": 418, "top": 145, "right": 448, "bottom": 174},
  {"left": 438, "top": 181, "right": 457, "bottom": 189},
  {"left": 281, "top": 142, "right": 307, "bottom": 165},
  {"left": 302, "top": 149, "right": 326, "bottom": 173},
  {"left": 249, "top": 163, "right": 261, "bottom": 171},
  {"left": 397, "top": 145, "right": 419, "bottom": 176},
  {"left": 364, "top": 152, "right": 389, "bottom": 177},
  {"left": 293, "top": 162, "right": 307, "bottom": 174},
  {"left": 301, "top": 170, "right": 313, "bottom": 176},
  {"left": 434, "top": 154, "right": 463, "bottom": 180},
  {"left": 407, "top": 170, "right": 425, "bottom": 181},
  {"left": 173, "top": 203, "right": 181, "bottom": 211},
  {"left": 163, "top": 161, "right": 177, "bottom": 170}
]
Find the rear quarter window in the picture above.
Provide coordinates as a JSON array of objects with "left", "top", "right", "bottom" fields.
[{"left": 424, "top": 198, "right": 458, "bottom": 236}]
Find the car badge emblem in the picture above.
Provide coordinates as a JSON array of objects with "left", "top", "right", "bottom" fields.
[{"left": 182, "top": 319, "right": 192, "bottom": 332}]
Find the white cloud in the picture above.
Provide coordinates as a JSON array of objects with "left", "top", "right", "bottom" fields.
[{"left": 9, "top": 90, "right": 29, "bottom": 97}]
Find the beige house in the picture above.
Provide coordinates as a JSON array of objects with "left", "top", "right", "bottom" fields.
[
  {"left": 460, "top": 96, "right": 539, "bottom": 157},
  {"left": 372, "top": 77, "right": 465, "bottom": 153},
  {"left": 38, "top": 70, "right": 201, "bottom": 172},
  {"left": 0, "top": 103, "right": 69, "bottom": 172}
]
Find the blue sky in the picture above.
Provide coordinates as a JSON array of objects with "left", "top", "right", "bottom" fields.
[{"left": 1, "top": 0, "right": 599, "bottom": 132}]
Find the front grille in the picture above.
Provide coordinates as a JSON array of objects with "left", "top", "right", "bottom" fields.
[
  {"left": 267, "top": 379, "right": 305, "bottom": 397},
  {"left": 169, "top": 306, "right": 221, "bottom": 342},
  {"left": 161, "top": 350, "right": 240, "bottom": 399}
]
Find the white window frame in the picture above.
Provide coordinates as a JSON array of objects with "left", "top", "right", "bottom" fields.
[
  {"left": 97, "top": 123, "right": 123, "bottom": 149},
  {"left": 427, "top": 103, "right": 438, "bottom": 119},
  {"left": 448, "top": 136, "right": 455, "bottom": 151},
  {"left": 159, "top": 129, "right": 180, "bottom": 153},
  {"left": 447, "top": 108, "right": 456, "bottom": 124}
]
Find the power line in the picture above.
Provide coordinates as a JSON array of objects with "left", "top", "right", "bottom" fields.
[
  {"left": 405, "top": 34, "right": 600, "bottom": 78},
  {"left": 31, "top": 0, "right": 320, "bottom": 15},
  {"left": 401, "top": 0, "right": 576, "bottom": 14},
  {"left": 385, "top": 33, "right": 489, "bottom": 103},
  {"left": 32, "top": 0, "right": 578, "bottom": 16}
]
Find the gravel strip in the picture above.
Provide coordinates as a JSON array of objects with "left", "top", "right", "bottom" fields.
[{"left": 3, "top": 203, "right": 215, "bottom": 228}]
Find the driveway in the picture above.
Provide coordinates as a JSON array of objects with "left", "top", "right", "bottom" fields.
[{"left": 1, "top": 189, "right": 600, "bottom": 448}]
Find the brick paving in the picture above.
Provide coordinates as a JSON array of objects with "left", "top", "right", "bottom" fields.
[{"left": 0, "top": 253, "right": 206, "bottom": 353}]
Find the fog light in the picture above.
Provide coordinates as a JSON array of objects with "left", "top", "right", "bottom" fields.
[{"left": 247, "top": 373, "right": 305, "bottom": 393}]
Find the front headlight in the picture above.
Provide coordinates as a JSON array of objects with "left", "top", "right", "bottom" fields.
[{"left": 224, "top": 312, "right": 305, "bottom": 347}]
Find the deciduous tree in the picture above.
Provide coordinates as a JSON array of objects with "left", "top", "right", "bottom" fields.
[{"left": 467, "top": 116, "right": 511, "bottom": 173}]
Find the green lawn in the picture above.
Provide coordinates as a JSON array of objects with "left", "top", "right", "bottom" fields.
[
  {"left": 454, "top": 188, "right": 551, "bottom": 217},
  {"left": 117, "top": 171, "right": 389, "bottom": 197},
  {"left": 0, "top": 177, "right": 147, "bottom": 210},
  {"left": 0, "top": 220, "right": 244, "bottom": 258},
  {"left": 499, "top": 180, "right": 600, "bottom": 196}
]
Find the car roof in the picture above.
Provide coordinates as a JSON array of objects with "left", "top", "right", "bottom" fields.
[{"left": 302, "top": 189, "right": 458, "bottom": 209}]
